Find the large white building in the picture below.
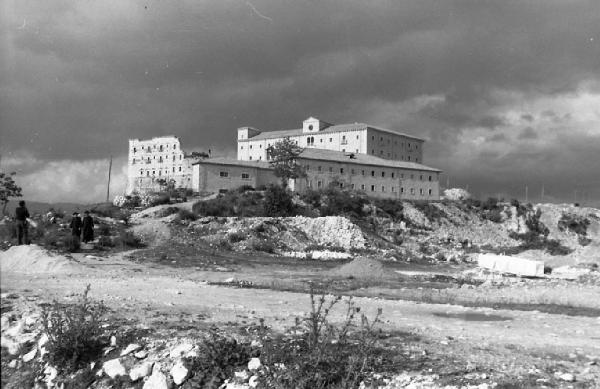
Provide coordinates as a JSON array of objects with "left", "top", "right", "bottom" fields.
[
  {"left": 126, "top": 135, "right": 195, "bottom": 194},
  {"left": 237, "top": 117, "right": 424, "bottom": 163},
  {"left": 192, "top": 117, "right": 441, "bottom": 200}
]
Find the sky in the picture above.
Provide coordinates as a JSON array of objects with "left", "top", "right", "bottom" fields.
[{"left": 1, "top": 0, "right": 599, "bottom": 205}]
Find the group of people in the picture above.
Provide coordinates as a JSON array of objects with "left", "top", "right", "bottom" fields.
[
  {"left": 12, "top": 200, "right": 95, "bottom": 246},
  {"left": 70, "top": 211, "right": 95, "bottom": 244}
]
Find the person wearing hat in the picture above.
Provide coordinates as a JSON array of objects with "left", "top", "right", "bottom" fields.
[
  {"left": 69, "top": 212, "right": 83, "bottom": 244},
  {"left": 15, "top": 200, "right": 30, "bottom": 245},
  {"left": 82, "top": 211, "right": 94, "bottom": 243}
]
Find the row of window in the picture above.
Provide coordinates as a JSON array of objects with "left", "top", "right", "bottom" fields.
[
  {"left": 219, "top": 171, "right": 251, "bottom": 180},
  {"left": 306, "top": 165, "right": 434, "bottom": 181},
  {"left": 132, "top": 154, "right": 183, "bottom": 164},
  {"left": 139, "top": 166, "right": 184, "bottom": 177},
  {"left": 308, "top": 180, "right": 433, "bottom": 196},
  {"left": 370, "top": 135, "right": 419, "bottom": 149},
  {"left": 132, "top": 144, "right": 178, "bottom": 153}
]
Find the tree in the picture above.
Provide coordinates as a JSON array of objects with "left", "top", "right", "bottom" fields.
[
  {"left": 266, "top": 137, "right": 306, "bottom": 187},
  {"left": 0, "top": 171, "right": 23, "bottom": 216}
]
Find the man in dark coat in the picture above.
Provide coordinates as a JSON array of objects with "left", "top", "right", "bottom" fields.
[
  {"left": 82, "top": 211, "right": 94, "bottom": 243},
  {"left": 15, "top": 200, "right": 30, "bottom": 245},
  {"left": 70, "top": 212, "right": 82, "bottom": 240}
]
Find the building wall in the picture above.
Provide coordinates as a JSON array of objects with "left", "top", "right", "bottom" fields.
[
  {"left": 192, "top": 163, "right": 278, "bottom": 193},
  {"left": 127, "top": 136, "right": 193, "bottom": 194},
  {"left": 295, "top": 158, "right": 440, "bottom": 200},
  {"left": 365, "top": 129, "right": 424, "bottom": 163}
]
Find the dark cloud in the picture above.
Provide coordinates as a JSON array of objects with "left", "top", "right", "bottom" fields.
[
  {"left": 518, "top": 127, "right": 538, "bottom": 140},
  {"left": 1, "top": 0, "right": 599, "bottom": 204}
]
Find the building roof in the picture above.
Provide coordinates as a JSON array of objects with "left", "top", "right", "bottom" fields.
[
  {"left": 192, "top": 157, "right": 272, "bottom": 169},
  {"left": 240, "top": 123, "right": 425, "bottom": 142},
  {"left": 193, "top": 150, "right": 440, "bottom": 173},
  {"left": 298, "top": 148, "right": 441, "bottom": 172}
]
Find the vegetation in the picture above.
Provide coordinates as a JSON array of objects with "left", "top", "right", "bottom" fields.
[
  {"left": 41, "top": 285, "right": 108, "bottom": 373},
  {"left": 0, "top": 171, "right": 23, "bottom": 216},
  {"left": 266, "top": 138, "right": 307, "bottom": 187},
  {"left": 558, "top": 213, "right": 590, "bottom": 237},
  {"left": 263, "top": 185, "right": 296, "bottom": 217}
]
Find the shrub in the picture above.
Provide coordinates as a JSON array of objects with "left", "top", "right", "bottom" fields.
[
  {"left": 237, "top": 185, "right": 255, "bottom": 193},
  {"left": 149, "top": 193, "right": 170, "bottom": 207},
  {"left": 184, "top": 330, "right": 254, "bottom": 388},
  {"left": 90, "top": 203, "right": 122, "bottom": 218},
  {"left": 412, "top": 202, "right": 447, "bottom": 223},
  {"left": 96, "top": 235, "right": 114, "bottom": 247},
  {"left": 320, "top": 187, "right": 367, "bottom": 218},
  {"left": 251, "top": 239, "right": 275, "bottom": 253},
  {"left": 558, "top": 213, "right": 590, "bottom": 236},
  {"left": 193, "top": 198, "right": 235, "bottom": 217},
  {"left": 97, "top": 224, "right": 111, "bottom": 237},
  {"left": 227, "top": 231, "right": 246, "bottom": 243},
  {"left": 177, "top": 209, "right": 197, "bottom": 221},
  {"left": 158, "top": 206, "right": 180, "bottom": 217},
  {"left": 259, "top": 286, "right": 384, "bottom": 389},
  {"left": 373, "top": 199, "right": 403, "bottom": 219},
  {"left": 41, "top": 285, "right": 107, "bottom": 372},
  {"left": 482, "top": 197, "right": 499, "bottom": 210},
  {"left": 263, "top": 185, "right": 296, "bottom": 217},
  {"left": 116, "top": 231, "right": 144, "bottom": 248},
  {"left": 485, "top": 209, "right": 503, "bottom": 223}
]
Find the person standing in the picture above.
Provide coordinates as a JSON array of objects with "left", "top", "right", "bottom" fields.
[
  {"left": 70, "top": 212, "right": 83, "bottom": 245},
  {"left": 82, "top": 211, "right": 94, "bottom": 243},
  {"left": 15, "top": 200, "right": 30, "bottom": 245}
]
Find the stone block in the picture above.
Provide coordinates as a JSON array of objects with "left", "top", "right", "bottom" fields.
[{"left": 477, "top": 253, "right": 544, "bottom": 277}]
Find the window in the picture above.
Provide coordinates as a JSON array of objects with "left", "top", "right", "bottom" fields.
[
  {"left": 371, "top": 185, "right": 375, "bottom": 192},
  {"left": 400, "top": 187, "right": 404, "bottom": 193},
  {"left": 351, "top": 184, "right": 355, "bottom": 189},
  {"left": 159, "top": 156, "right": 163, "bottom": 163},
  {"left": 340, "top": 168, "right": 344, "bottom": 174},
  {"left": 415, "top": 158, "right": 419, "bottom": 163},
  {"left": 382, "top": 186, "right": 385, "bottom": 192},
  {"left": 328, "top": 167, "right": 333, "bottom": 173},
  {"left": 249, "top": 156, "right": 252, "bottom": 160},
  {"left": 173, "top": 155, "right": 176, "bottom": 162},
  {"left": 180, "top": 155, "right": 182, "bottom": 160},
  {"left": 351, "top": 169, "right": 355, "bottom": 175},
  {"left": 371, "top": 149, "right": 375, "bottom": 154},
  {"left": 152, "top": 170, "right": 155, "bottom": 175},
  {"left": 259, "top": 144, "right": 262, "bottom": 149},
  {"left": 306, "top": 165, "right": 310, "bottom": 171},
  {"left": 410, "top": 188, "right": 415, "bottom": 195},
  {"left": 158, "top": 171, "right": 162, "bottom": 176},
  {"left": 172, "top": 167, "right": 175, "bottom": 172},
  {"left": 133, "top": 147, "right": 137, "bottom": 153},
  {"left": 380, "top": 137, "right": 383, "bottom": 141},
  {"left": 242, "top": 173, "right": 250, "bottom": 180},
  {"left": 139, "top": 169, "right": 143, "bottom": 175},
  {"left": 391, "top": 172, "right": 395, "bottom": 178},
  {"left": 317, "top": 181, "right": 322, "bottom": 188},
  {"left": 146, "top": 171, "right": 150, "bottom": 177},
  {"left": 250, "top": 145, "right": 252, "bottom": 149},
  {"left": 356, "top": 135, "right": 359, "bottom": 139},
  {"left": 179, "top": 166, "right": 182, "bottom": 172},
  {"left": 308, "top": 180, "right": 313, "bottom": 188},
  {"left": 362, "top": 170, "right": 365, "bottom": 176},
  {"left": 420, "top": 188, "right": 424, "bottom": 195},
  {"left": 318, "top": 166, "right": 322, "bottom": 172},
  {"left": 329, "top": 138, "right": 332, "bottom": 142},
  {"left": 259, "top": 156, "right": 262, "bottom": 160},
  {"left": 132, "top": 159, "right": 136, "bottom": 165},
  {"left": 361, "top": 184, "right": 365, "bottom": 190},
  {"left": 401, "top": 173, "right": 404, "bottom": 178},
  {"left": 420, "top": 175, "right": 423, "bottom": 181},
  {"left": 372, "top": 136, "right": 375, "bottom": 140},
  {"left": 428, "top": 175, "right": 432, "bottom": 181},
  {"left": 410, "top": 174, "right": 414, "bottom": 179},
  {"left": 392, "top": 187, "right": 395, "bottom": 192},
  {"left": 371, "top": 170, "right": 375, "bottom": 177},
  {"left": 320, "top": 139, "right": 323, "bottom": 143},
  {"left": 380, "top": 150, "right": 383, "bottom": 155},
  {"left": 174, "top": 144, "right": 177, "bottom": 149},
  {"left": 381, "top": 171, "right": 385, "bottom": 178},
  {"left": 220, "top": 171, "right": 229, "bottom": 178},
  {"left": 342, "top": 149, "right": 345, "bottom": 152},
  {"left": 428, "top": 189, "right": 432, "bottom": 196},
  {"left": 159, "top": 145, "right": 163, "bottom": 151}
]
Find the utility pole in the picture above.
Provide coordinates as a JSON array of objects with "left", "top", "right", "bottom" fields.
[
  {"left": 106, "top": 156, "right": 112, "bottom": 203},
  {"left": 541, "top": 184, "right": 545, "bottom": 203},
  {"left": 446, "top": 176, "right": 449, "bottom": 189},
  {"left": 525, "top": 185, "right": 528, "bottom": 203}
]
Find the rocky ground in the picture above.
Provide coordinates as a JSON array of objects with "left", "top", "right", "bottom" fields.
[{"left": 1, "top": 200, "right": 599, "bottom": 388}]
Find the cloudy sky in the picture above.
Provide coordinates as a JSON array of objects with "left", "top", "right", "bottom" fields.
[{"left": 1, "top": 0, "right": 599, "bottom": 205}]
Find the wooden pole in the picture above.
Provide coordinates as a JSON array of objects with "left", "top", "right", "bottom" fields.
[{"left": 106, "top": 156, "right": 112, "bottom": 202}]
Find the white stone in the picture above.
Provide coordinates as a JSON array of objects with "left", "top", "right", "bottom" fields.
[
  {"left": 110, "top": 335, "right": 117, "bottom": 346},
  {"left": 102, "top": 358, "right": 127, "bottom": 379},
  {"left": 44, "top": 365, "right": 58, "bottom": 387},
  {"left": 235, "top": 370, "right": 249, "bottom": 380},
  {"left": 37, "top": 333, "right": 49, "bottom": 348},
  {"left": 559, "top": 373, "right": 575, "bottom": 382},
  {"left": 249, "top": 375, "right": 258, "bottom": 388},
  {"left": 477, "top": 253, "right": 544, "bottom": 277},
  {"left": 8, "top": 359, "right": 17, "bottom": 368},
  {"left": 134, "top": 350, "right": 149, "bottom": 359},
  {"left": 5, "top": 320, "right": 25, "bottom": 338},
  {"left": 1, "top": 335, "right": 20, "bottom": 355},
  {"left": 120, "top": 343, "right": 142, "bottom": 356},
  {"left": 170, "top": 360, "right": 189, "bottom": 385},
  {"left": 129, "top": 361, "right": 154, "bottom": 381},
  {"left": 143, "top": 369, "right": 169, "bottom": 389},
  {"left": 247, "top": 357, "right": 261, "bottom": 371},
  {"left": 169, "top": 342, "right": 194, "bottom": 358},
  {"left": 22, "top": 347, "right": 37, "bottom": 362}
]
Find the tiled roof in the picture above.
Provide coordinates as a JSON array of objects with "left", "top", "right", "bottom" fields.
[
  {"left": 240, "top": 123, "right": 425, "bottom": 141},
  {"left": 298, "top": 148, "right": 441, "bottom": 172}
]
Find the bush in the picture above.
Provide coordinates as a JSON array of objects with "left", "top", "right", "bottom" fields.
[
  {"left": 41, "top": 285, "right": 107, "bottom": 372},
  {"left": 482, "top": 197, "right": 499, "bottom": 210},
  {"left": 373, "top": 199, "right": 403, "bottom": 219},
  {"left": 485, "top": 209, "right": 503, "bottom": 223},
  {"left": 96, "top": 235, "right": 114, "bottom": 247},
  {"left": 149, "top": 193, "right": 170, "bottom": 207},
  {"left": 320, "top": 187, "right": 367, "bottom": 218},
  {"left": 227, "top": 231, "right": 246, "bottom": 243},
  {"left": 412, "top": 202, "right": 447, "bottom": 223},
  {"left": 259, "top": 286, "right": 384, "bottom": 389},
  {"left": 116, "top": 231, "right": 144, "bottom": 248},
  {"left": 90, "top": 203, "right": 122, "bottom": 218},
  {"left": 263, "top": 185, "right": 296, "bottom": 217},
  {"left": 251, "top": 239, "right": 275, "bottom": 253},
  {"left": 558, "top": 214, "right": 590, "bottom": 236},
  {"left": 185, "top": 330, "right": 255, "bottom": 388},
  {"left": 158, "top": 206, "right": 180, "bottom": 217},
  {"left": 237, "top": 185, "right": 255, "bottom": 193},
  {"left": 177, "top": 209, "right": 197, "bottom": 221},
  {"left": 193, "top": 191, "right": 266, "bottom": 217}
]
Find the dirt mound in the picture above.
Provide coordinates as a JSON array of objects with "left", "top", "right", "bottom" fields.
[
  {"left": 0, "top": 245, "right": 80, "bottom": 274},
  {"left": 329, "top": 256, "right": 386, "bottom": 279}
]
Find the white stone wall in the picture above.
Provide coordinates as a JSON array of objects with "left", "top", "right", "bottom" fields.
[{"left": 127, "top": 136, "right": 193, "bottom": 194}]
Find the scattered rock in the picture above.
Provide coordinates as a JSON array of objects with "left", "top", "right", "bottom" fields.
[
  {"left": 22, "top": 347, "right": 37, "bottom": 362},
  {"left": 143, "top": 366, "right": 169, "bottom": 389},
  {"left": 102, "top": 358, "right": 127, "bottom": 379},
  {"left": 169, "top": 342, "right": 194, "bottom": 358},
  {"left": 249, "top": 375, "right": 258, "bottom": 388},
  {"left": 129, "top": 361, "right": 154, "bottom": 381},
  {"left": 110, "top": 335, "right": 117, "bottom": 347},
  {"left": 247, "top": 357, "right": 261, "bottom": 371},
  {"left": 559, "top": 373, "right": 576, "bottom": 382},
  {"left": 134, "top": 350, "right": 149, "bottom": 359},
  {"left": 170, "top": 360, "right": 189, "bottom": 385},
  {"left": 8, "top": 359, "right": 17, "bottom": 368},
  {"left": 120, "top": 343, "right": 142, "bottom": 356}
]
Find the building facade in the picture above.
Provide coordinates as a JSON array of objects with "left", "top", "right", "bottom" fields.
[
  {"left": 126, "top": 136, "right": 194, "bottom": 194},
  {"left": 237, "top": 117, "right": 424, "bottom": 164}
]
